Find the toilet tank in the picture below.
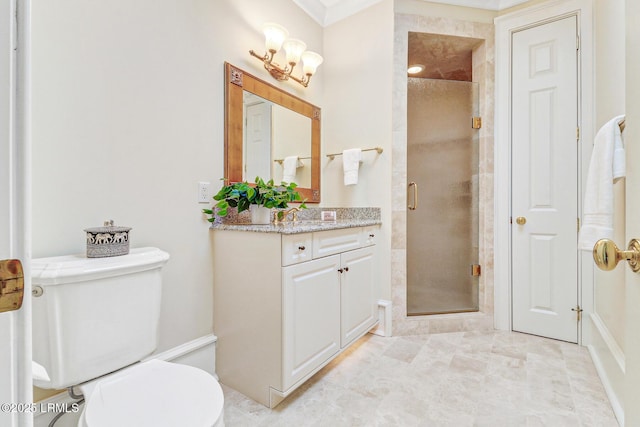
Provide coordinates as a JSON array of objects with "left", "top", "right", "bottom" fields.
[{"left": 31, "top": 247, "right": 170, "bottom": 389}]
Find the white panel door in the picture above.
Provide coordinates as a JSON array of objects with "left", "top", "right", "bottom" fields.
[
  {"left": 340, "top": 246, "right": 376, "bottom": 348},
  {"left": 243, "top": 99, "right": 272, "bottom": 181},
  {"left": 1, "top": 0, "right": 31, "bottom": 426},
  {"left": 282, "top": 255, "right": 340, "bottom": 390},
  {"left": 0, "top": 0, "right": 14, "bottom": 423},
  {"left": 511, "top": 16, "right": 579, "bottom": 342}
]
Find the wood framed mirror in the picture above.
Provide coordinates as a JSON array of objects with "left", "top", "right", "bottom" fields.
[{"left": 224, "top": 62, "right": 321, "bottom": 203}]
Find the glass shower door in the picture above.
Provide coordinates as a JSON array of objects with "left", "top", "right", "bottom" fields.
[{"left": 407, "top": 78, "right": 479, "bottom": 315}]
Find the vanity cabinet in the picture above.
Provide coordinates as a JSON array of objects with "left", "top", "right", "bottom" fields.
[{"left": 213, "top": 225, "right": 379, "bottom": 408}]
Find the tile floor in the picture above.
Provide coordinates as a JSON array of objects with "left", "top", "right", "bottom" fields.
[{"left": 222, "top": 331, "right": 619, "bottom": 426}]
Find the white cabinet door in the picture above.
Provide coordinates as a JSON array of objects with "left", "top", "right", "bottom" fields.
[
  {"left": 340, "top": 246, "right": 377, "bottom": 348},
  {"left": 282, "top": 255, "right": 341, "bottom": 390}
]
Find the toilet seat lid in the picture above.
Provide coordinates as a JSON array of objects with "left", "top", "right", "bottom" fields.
[{"left": 84, "top": 360, "right": 223, "bottom": 427}]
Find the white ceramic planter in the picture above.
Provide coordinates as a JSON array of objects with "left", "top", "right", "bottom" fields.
[{"left": 250, "top": 205, "right": 271, "bottom": 224}]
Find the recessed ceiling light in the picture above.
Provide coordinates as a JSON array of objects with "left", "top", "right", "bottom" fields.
[{"left": 407, "top": 64, "right": 424, "bottom": 74}]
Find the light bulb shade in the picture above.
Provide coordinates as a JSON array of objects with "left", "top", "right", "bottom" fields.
[
  {"left": 263, "top": 23, "right": 289, "bottom": 53},
  {"left": 301, "top": 51, "right": 323, "bottom": 75},
  {"left": 283, "top": 39, "right": 307, "bottom": 65}
]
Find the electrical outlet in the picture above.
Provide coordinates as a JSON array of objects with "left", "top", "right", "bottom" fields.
[{"left": 198, "top": 182, "right": 211, "bottom": 203}]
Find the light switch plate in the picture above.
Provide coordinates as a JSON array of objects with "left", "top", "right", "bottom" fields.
[{"left": 198, "top": 182, "right": 211, "bottom": 203}]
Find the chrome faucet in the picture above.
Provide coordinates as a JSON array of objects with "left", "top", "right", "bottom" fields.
[{"left": 273, "top": 207, "right": 300, "bottom": 224}]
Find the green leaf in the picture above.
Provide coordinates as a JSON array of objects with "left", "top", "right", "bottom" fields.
[{"left": 237, "top": 198, "right": 250, "bottom": 213}]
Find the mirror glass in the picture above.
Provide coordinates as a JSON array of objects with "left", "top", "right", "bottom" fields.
[
  {"left": 243, "top": 92, "right": 312, "bottom": 188},
  {"left": 225, "top": 63, "right": 321, "bottom": 203}
]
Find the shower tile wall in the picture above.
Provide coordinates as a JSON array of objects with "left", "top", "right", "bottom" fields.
[{"left": 392, "top": 14, "right": 495, "bottom": 335}]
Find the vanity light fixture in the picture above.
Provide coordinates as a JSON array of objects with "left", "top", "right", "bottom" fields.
[{"left": 249, "top": 22, "right": 323, "bottom": 88}]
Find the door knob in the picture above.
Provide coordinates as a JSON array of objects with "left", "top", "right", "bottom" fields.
[
  {"left": 593, "top": 238, "right": 640, "bottom": 272},
  {"left": 515, "top": 216, "right": 526, "bottom": 225}
]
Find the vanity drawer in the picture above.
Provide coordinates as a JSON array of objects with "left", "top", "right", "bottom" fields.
[
  {"left": 312, "top": 228, "right": 362, "bottom": 259},
  {"left": 361, "top": 227, "right": 379, "bottom": 247},
  {"left": 282, "top": 233, "right": 313, "bottom": 266}
]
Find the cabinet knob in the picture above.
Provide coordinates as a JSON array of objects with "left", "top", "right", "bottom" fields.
[
  {"left": 344, "top": 267, "right": 349, "bottom": 272},
  {"left": 369, "top": 234, "right": 375, "bottom": 238},
  {"left": 338, "top": 268, "right": 344, "bottom": 273},
  {"left": 298, "top": 245, "right": 306, "bottom": 251}
]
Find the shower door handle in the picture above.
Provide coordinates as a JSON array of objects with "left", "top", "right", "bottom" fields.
[{"left": 408, "top": 182, "right": 418, "bottom": 210}]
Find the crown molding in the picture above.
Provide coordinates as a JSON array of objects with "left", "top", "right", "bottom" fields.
[{"left": 293, "top": 0, "right": 530, "bottom": 26}]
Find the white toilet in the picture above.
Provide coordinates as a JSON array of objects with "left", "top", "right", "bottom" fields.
[{"left": 31, "top": 247, "right": 224, "bottom": 427}]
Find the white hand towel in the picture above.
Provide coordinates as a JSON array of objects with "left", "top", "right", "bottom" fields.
[
  {"left": 342, "top": 148, "right": 362, "bottom": 186},
  {"left": 282, "top": 156, "right": 300, "bottom": 184},
  {"left": 578, "top": 115, "right": 626, "bottom": 251}
]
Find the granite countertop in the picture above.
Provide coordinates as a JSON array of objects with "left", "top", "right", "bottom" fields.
[{"left": 209, "top": 207, "right": 381, "bottom": 234}]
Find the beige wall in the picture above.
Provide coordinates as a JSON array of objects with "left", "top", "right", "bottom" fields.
[
  {"left": 31, "top": 0, "right": 323, "bottom": 361},
  {"left": 624, "top": 2, "right": 640, "bottom": 423},
  {"left": 593, "top": 0, "right": 626, "bottom": 350},
  {"left": 322, "top": 0, "right": 394, "bottom": 299}
]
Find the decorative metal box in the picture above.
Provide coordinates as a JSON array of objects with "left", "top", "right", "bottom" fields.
[{"left": 84, "top": 220, "right": 132, "bottom": 258}]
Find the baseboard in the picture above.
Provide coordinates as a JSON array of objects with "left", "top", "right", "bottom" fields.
[
  {"left": 587, "top": 313, "right": 624, "bottom": 425},
  {"left": 143, "top": 334, "right": 218, "bottom": 379},
  {"left": 370, "top": 299, "right": 392, "bottom": 337},
  {"left": 34, "top": 334, "right": 218, "bottom": 427}
]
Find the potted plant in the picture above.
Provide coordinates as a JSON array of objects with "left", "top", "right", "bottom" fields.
[{"left": 203, "top": 177, "right": 306, "bottom": 224}]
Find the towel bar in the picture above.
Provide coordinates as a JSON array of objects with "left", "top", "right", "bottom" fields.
[
  {"left": 326, "top": 147, "right": 383, "bottom": 161},
  {"left": 274, "top": 156, "right": 311, "bottom": 165}
]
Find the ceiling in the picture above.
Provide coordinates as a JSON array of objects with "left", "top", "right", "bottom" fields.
[
  {"left": 408, "top": 32, "right": 482, "bottom": 81},
  {"left": 293, "top": 0, "right": 529, "bottom": 26}
]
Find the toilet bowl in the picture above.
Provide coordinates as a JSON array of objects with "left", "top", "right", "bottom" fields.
[{"left": 77, "top": 360, "right": 224, "bottom": 427}]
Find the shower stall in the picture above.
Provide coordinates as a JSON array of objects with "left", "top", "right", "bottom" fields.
[{"left": 406, "top": 77, "right": 480, "bottom": 316}]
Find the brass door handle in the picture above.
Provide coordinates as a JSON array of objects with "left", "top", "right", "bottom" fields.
[
  {"left": 593, "top": 238, "right": 640, "bottom": 272},
  {"left": 408, "top": 182, "right": 418, "bottom": 210},
  {"left": 515, "top": 217, "right": 526, "bottom": 225},
  {"left": 0, "top": 259, "right": 24, "bottom": 313}
]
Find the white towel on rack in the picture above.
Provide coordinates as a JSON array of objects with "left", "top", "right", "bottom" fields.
[
  {"left": 578, "top": 115, "right": 626, "bottom": 251},
  {"left": 342, "top": 148, "right": 362, "bottom": 186},
  {"left": 282, "top": 156, "right": 300, "bottom": 184}
]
